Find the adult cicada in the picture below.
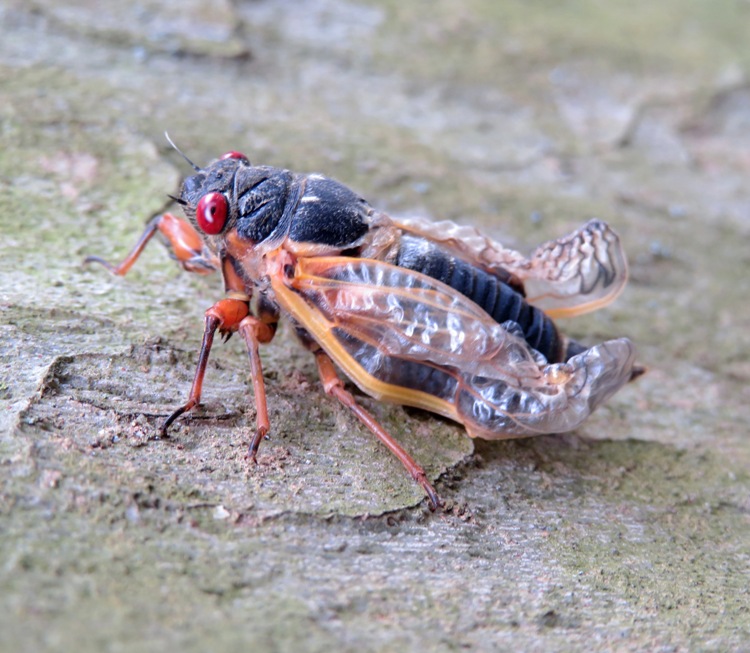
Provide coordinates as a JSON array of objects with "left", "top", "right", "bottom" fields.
[{"left": 86, "top": 145, "right": 639, "bottom": 508}]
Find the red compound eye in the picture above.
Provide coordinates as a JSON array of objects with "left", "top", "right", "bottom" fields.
[
  {"left": 195, "top": 192, "right": 228, "bottom": 235},
  {"left": 220, "top": 151, "right": 249, "bottom": 164}
]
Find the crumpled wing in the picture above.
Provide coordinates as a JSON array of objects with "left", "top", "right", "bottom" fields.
[
  {"left": 395, "top": 217, "right": 628, "bottom": 318},
  {"left": 269, "top": 253, "right": 636, "bottom": 438},
  {"left": 520, "top": 219, "right": 628, "bottom": 317}
]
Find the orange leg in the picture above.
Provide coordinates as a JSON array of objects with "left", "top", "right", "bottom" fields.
[
  {"left": 237, "top": 315, "right": 278, "bottom": 460},
  {"left": 314, "top": 351, "right": 442, "bottom": 511},
  {"left": 84, "top": 213, "right": 219, "bottom": 276},
  {"left": 161, "top": 298, "right": 250, "bottom": 435}
]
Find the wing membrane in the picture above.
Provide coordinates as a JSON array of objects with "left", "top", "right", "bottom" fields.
[
  {"left": 395, "top": 217, "right": 628, "bottom": 318},
  {"left": 521, "top": 220, "right": 628, "bottom": 317},
  {"left": 270, "top": 253, "right": 636, "bottom": 438}
]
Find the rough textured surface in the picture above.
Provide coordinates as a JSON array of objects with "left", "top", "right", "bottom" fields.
[{"left": 1, "top": 1, "right": 749, "bottom": 651}]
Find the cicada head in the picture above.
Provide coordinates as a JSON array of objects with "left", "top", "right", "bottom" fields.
[
  {"left": 174, "top": 148, "right": 295, "bottom": 247},
  {"left": 179, "top": 155, "right": 249, "bottom": 236}
]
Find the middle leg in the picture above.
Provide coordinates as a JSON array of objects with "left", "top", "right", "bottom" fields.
[{"left": 237, "top": 292, "right": 280, "bottom": 460}]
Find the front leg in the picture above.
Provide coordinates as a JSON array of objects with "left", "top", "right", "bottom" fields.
[
  {"left": 84, "top": 213, "right": 219, "bottom": 276},
  {"left": 162, "top": 297, "right": 250, "bottom": 434}
]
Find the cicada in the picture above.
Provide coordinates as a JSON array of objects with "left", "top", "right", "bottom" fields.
[{"left": 86, "top": 144, "right": 639, "bottom": 508}]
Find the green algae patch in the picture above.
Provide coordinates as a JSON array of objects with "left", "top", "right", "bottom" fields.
[{"left": 549, "top": 439, "right": 750, "bottom": 644}]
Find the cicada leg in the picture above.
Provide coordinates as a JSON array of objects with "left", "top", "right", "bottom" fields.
[
  {"left": 237, "top": 314, "right": 278, "bottom": 461},
  {"left": 84, "top": 213, "right": 219, "bottom": 276},
  {"left": 162, "top": 297, "right": 251, "bottom": 435},
  {"left": 314, "top": 350, "right": 442, "bottom": 511}
]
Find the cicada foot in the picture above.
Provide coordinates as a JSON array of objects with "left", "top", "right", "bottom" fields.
[
  {"left": 247, "top": 426, "right": 269, "bottom": 463},
  {"left": 160, "top": 400, "right": 198, "bottom": 438}
]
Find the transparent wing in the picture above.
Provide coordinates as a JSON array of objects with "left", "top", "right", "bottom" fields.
[
  {"left": 520, "top": 220, "right": 628, "bottom": 317},
  {"left": 269, "top": 253, "right": 636, "bottom": 438},
  {"left": 394, "top": 217, "right": 628, "bottom": 318}
]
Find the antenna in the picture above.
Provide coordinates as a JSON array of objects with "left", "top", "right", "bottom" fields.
[{"left": 164, "top": 132, "right": 201, "bottom": 172}]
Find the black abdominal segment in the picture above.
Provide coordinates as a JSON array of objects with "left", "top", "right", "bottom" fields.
[
  {"left": 331, "top": 328, "right": 459, "bottom": 402},
  {"left": 395, "top": 235, "right": 565, "bottom": 363}
]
